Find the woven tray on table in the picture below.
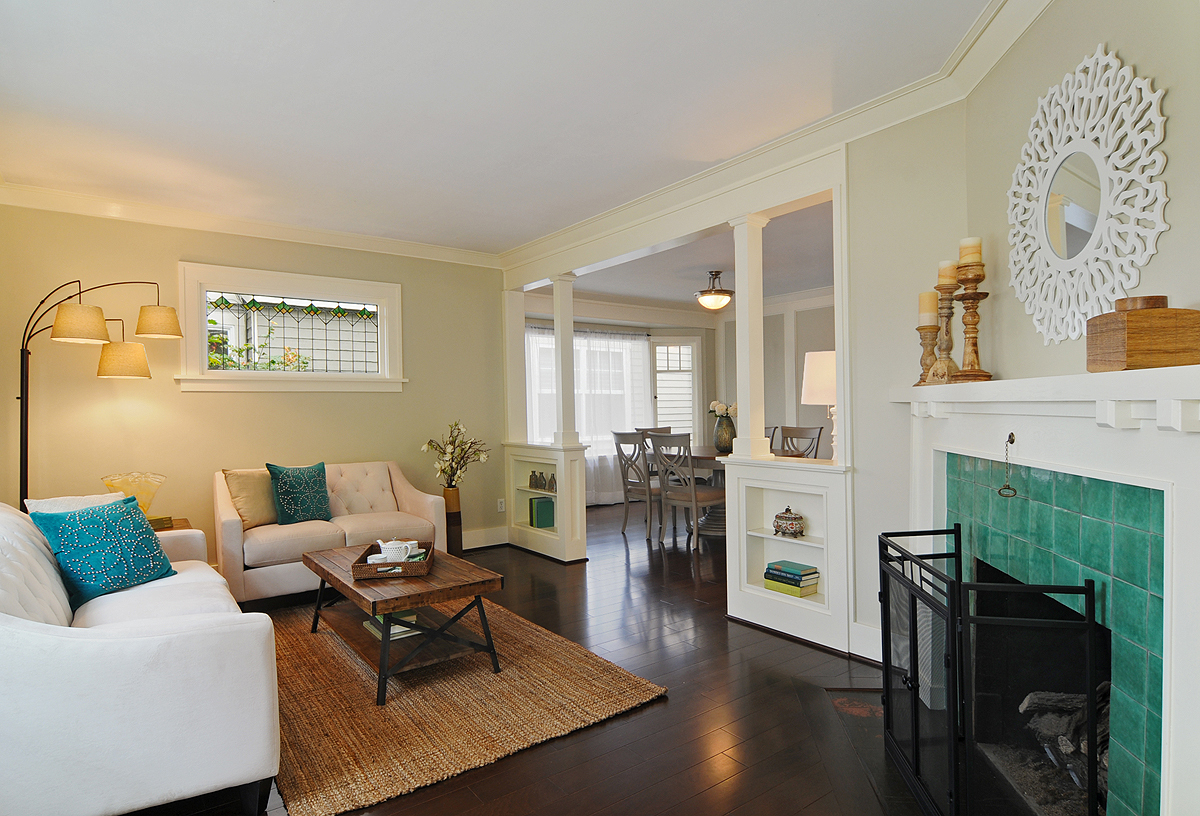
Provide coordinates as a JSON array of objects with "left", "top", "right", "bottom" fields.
[{"left": 350, "top": 541, "right": 435, "bottom": 580}]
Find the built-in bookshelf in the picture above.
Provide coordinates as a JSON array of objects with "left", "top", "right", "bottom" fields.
[
  {"left": 725, "top": 458, "right": 850, "bottom": 652},
  {"left": 504, "top": 443, "right": 586, "bottom": 562}
]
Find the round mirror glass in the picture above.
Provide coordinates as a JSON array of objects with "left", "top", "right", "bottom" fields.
[{"left": 1045, "top": 151, "right": 1102, "bottom": 259}]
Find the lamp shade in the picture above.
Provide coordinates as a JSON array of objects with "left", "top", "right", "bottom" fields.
[
  {"left": 695, "top": 271, "right": 733, "bottom": 310},
  {"left": 97, "top": 342, "right": 151, "bottom": 378},
  {"left": 135, "top": 304, "right": 183, "bottom": 338},
  {"left": 51, "top": 303, "right": 110, "bottom": 343},
  {"left": 800, "top": 350, "right": 836, "bottom": 406}
]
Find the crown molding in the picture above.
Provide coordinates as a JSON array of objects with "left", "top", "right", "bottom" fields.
[
  {"left": 499, "top": 0, "right": 1051, "bottom": 287},
  {"left": 0, "top": 181, "right": 502, "bottom": 270},
  {"left": 523, "top": 291, "right": 719, "bottom": 330}
]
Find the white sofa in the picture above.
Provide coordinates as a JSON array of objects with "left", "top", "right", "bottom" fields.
[
  {"left": 215, "top": 461, "right": 446, "bottom": 602},
  {"left": 0, "top": 502, "right": 279, "bottom": 816}
]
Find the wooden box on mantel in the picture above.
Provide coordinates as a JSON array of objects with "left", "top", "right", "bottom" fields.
[{"left": 1086, "top": 296, "right": 1200, "bottom": 372}]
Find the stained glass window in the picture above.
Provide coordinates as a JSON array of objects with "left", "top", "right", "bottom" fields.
[{"left": 205, "top": 291, "right": 379, "bottom": 373}]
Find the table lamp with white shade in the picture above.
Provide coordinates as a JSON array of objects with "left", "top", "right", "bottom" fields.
[{"left": 800, "top": 350, "right": 837, "bottom": 462}]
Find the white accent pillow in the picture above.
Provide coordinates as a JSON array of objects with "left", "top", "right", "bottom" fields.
[{"left": 24, "top": 493, "right": 126, "bottom": 514}]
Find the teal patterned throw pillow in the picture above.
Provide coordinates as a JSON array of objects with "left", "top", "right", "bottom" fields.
[
  {"left": 30, "top": 495, "right": 175, "bottom": 610},
  {"left": 266, "top": 462, "right": 332, "bottom": 525}
]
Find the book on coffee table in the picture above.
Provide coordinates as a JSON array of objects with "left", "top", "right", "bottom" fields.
[{"left": 361, "top": 611, "right": 421, "bottom": 641}]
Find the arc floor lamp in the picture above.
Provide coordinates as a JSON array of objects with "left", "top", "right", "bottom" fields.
[{"left": 19, "top": 280, "right": 182, "bottom": 508}]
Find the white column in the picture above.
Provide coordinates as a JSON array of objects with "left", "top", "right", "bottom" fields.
[
  {"left": 502, "top": 289, "right": 527, "bottom": 443},
  {"left": 730, "top": 214, "right": 772, "bottom": 458},
  {"left": 551, "top": 272, "right": 580, "bottom": 446}
]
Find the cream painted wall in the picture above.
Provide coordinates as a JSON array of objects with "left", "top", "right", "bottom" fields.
[
  {"left": 845, "top": 101, "right": 968, "bottom": 626},
  {"left": 966, "top": 0, "right": 1200, "bottom": 377},
  {"left": 2, "top": 205, "right": 506, "bottom": 561}
]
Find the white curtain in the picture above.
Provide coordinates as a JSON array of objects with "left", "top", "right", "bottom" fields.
[{"left": 525, "top": 325, "right": 654, "bottom": 504}]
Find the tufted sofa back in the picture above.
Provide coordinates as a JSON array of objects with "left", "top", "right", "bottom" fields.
[
  {"left": 0, "top": 503, "right": 71, "bottom": 626},
  {"left": 326, "top": 462, "right": 399, "bottom": 517}
]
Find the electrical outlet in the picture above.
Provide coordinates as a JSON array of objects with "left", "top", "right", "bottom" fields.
[{"left": 497, "top": 499, "right": 506, "bottom": 513}]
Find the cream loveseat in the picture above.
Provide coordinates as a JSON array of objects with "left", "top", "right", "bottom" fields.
[
  {"left": 0, "top": 502, "right": 279, "bottom": 816},
  {"left": 215, "top": 461, "right": 446, "bottom": 602}
]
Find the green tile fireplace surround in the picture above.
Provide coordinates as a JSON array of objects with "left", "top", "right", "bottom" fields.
[{"left": 946, "top": 453, "right": 1164, "bottom": 816}]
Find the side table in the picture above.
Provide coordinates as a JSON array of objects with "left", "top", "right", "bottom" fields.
[{"left": 157, "top": 518, "right": 208, "bottom": 563}]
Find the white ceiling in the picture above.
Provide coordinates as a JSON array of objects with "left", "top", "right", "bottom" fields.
[
  {"left": 553, "top": 201, "right": 835, "bottom": 306},
  {"left": 0, "top": 1, "right": 989, "bottom": 255}
]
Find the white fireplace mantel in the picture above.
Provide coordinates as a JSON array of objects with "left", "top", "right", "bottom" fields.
[
  {"left": 893, "top": 363, "right": 1200, "bottom": 433},
  {"left": 895, "top": 364, "right": 1200, "bottom": 814}
]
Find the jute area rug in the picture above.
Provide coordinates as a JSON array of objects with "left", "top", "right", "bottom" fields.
[{"left": 270, "top": 601, "right": 667, "bottom": 816}]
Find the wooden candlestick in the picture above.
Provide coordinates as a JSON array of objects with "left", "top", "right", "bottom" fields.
[
  {"left": 915, "top": 325, "right": 939, "bottom": 385},
  {"left": 953, "top": 261, "right": 993, "bottom": 382},
  {"left": 926, "top": 282, "right": 961, "bottom": 384}
]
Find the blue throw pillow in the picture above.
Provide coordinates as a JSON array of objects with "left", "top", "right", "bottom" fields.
[
  {"left": 266, "top": 462, "right": 332, "bottom": 525},
  {"left": 30, "top": 495, "right": 176, "bottom": 610}
]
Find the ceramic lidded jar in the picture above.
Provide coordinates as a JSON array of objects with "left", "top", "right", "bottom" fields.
[{"left": 773, "top": 506, "right": 805, "bottom": 538}]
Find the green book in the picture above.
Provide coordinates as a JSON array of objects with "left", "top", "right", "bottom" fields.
[
  {"left": 764, "top": 578, "right": 819, "bottom": 598},
  {"left": 767, "top": 560, "right": 818, "bottom": 577}
]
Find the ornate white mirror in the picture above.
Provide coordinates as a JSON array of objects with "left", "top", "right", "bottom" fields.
[{"left": 1006, "top": 45, "right": 1168, "bottom": 344}]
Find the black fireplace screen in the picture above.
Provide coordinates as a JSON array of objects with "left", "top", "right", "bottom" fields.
[{"left": 880, "top": 526, "right": 1104, "bottom": 816}]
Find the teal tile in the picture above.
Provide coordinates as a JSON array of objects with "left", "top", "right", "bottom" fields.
[
  {"left": 1150, "top": 534, "right": 1164, "bottom": 596},
  {"left": 990, "top": 459, "right": 1007, "bottom": 489},
  {"left": 1108, "top": 741, "right": 1144, "bottom": 812},
  {"left": 973, "top": 457, "right": 988, "bottom": 483},
  {"left": 1115, "top": 482, "right": 1152, "bottom": 531},
  {"left": 1030, "top": 501, "right": 1053, "bottom": 546},
  {"left": 991, "top": 534, "right": 1010, "bottom": 575},
  {"left": 1112, "top": 579, "right": 1149, "bottom": 647},
  {"left": 1082, "top": 477, "right": 1114, "bottom": 520},
  {"left": 988, "top": 489, "right": 1008, "bottom": 529},
  {"left": 1054, "top": 471, "right": 1082, "bottom": 512},
  {"left": 1052, "top": 508, "right": 1081, "bottom": 559},
  {"left": 1011, "top": 464, "right": 1029, "bottom": 498},
  {"left": 946, "top": 511, "right": 961, "bottom": 532},
  {"left": 1080, "top": 567, "right": 1111, "bottom": 626},
  {"left": 1147, "top": 653, "right": 1163, "bottom": 714},
  {"left": 1029, "top": 467, "right": 1054, "bottom": 505},
  {"left": 1009, "top": 543, "right": 1029, "bottom": 584},
  {"left": 974, "top": 484, "right": 990, "bottom": 520},
  {"left": 1009, "top": 497, "right": 1030, "bottom": 540},
  {"left": 1149, "top": 489, "right": 1164, "bottom": 535},
  {"left": 947, "top": 453, "right": 960, "bottom": 479},
  {"left": 960, "top": 454, "right": 974, "bottom": 478},
  {"left": 1144, "top": 768, "right": 1161, "bottom": 816},
  {"left": 1110, "top": 686, "right": 1146, "bottom": 757},
  {"left": 1149, "top": 593, "right": 1163, "bottom": 657},
  {"left": 946, "top": 477, "right": 960, "bottom": 515},
  {"left": 1111, "top": 635, "right": 1148, "bottom": 702},
  {"left": 1145, "top": 712, "right": 1163, "bottom": 772},
  {"left": 1113, "top": 525, "right": 1151, "bottom": 590},
  {"left": 1030, "top": 547, "right": 1054, "bottom": 585},
  {"left": 1106, "top": 795, "right": 1138, "bottom": 816},
  {"left": 1052, "top": 553, "right": 1080, "bottom": 587},
  {"left": 1080, "top": 517, "right": 1113, "bottom": 573}
]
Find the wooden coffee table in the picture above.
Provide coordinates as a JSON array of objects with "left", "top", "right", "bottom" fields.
[{"left": 303, "top": 545, "right": 504, "bottom": 705}]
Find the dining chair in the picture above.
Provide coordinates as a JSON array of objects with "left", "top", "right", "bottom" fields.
[
  {"left": 647, "top": 432, "right": 725, "bottom": 544},
  {"left": 765, "top": 426, "right": 779, "bottom": 450},
  {"left": 779, "top": 425, "right": 823, "bottom": 458},
  {"left": 635, "top": 426, "right": 671, "bottom": 477},
  {"left": 613, "top": 431, "right": 662, "bottom": 539}
]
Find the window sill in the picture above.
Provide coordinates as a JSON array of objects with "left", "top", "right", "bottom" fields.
[{"left": 174, "top": 373, "right": 408, "bottom": 393}]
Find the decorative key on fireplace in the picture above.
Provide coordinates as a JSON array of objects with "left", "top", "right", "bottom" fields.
[{"left": 998, "top": 433, "right": 1017, "bottom": 497}]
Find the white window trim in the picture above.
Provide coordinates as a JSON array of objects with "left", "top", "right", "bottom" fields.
[{"left": 175, "top": 261, "right": 406, "bottom": 392}]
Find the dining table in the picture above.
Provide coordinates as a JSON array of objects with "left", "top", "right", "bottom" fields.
[{"left": 671, "top": 445, "right": 812, "bottom": 536}]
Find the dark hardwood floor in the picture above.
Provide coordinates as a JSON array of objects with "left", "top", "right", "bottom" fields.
[{"left": 133, "top": 503, "right": 906, "bottom": 816}]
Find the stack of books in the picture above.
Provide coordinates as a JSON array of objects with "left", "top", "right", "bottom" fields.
[
  {"left": 763, "top": 560, "right": 819, "bottom": 598},
  {"left": 362, "top": 610, "right": 421, "bottom": 641}
]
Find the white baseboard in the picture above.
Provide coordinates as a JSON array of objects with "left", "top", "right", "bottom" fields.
[{"left": 463, "top": 526, "right": 509, "bottom": 550}]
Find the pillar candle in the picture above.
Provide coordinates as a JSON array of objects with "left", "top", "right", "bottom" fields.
[
  {"left": 938, "top": 261, "right": 958, "bottom": 285},
  {"left": 959, "top": 237, "right": 982, "bottom": 264},
  {"left": 919, "top": 291, "right": 938, "bottom": 327}
]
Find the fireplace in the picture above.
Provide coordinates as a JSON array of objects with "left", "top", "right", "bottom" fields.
[{"left": 880, "top": 529, "right": 1111, "bottom": 816}]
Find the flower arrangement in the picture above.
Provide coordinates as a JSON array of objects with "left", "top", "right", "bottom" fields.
[
  {"left": 709, "top": 400, "right": 738, "bottom": 418},
  {"left": 421, "top": 421, "right": 490, "bottom": 488}
]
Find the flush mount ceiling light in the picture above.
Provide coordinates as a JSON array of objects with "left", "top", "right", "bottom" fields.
[{"left": 695, "top": 271, "right": 733, "bottom": 310}]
